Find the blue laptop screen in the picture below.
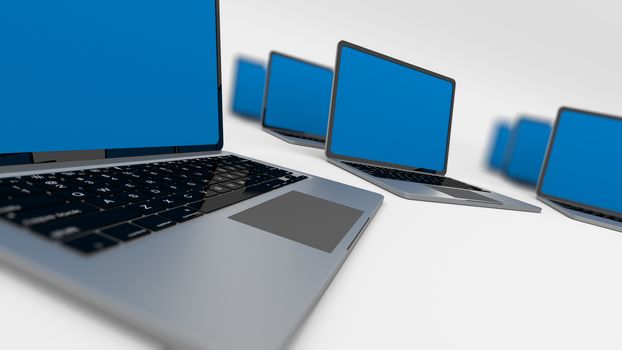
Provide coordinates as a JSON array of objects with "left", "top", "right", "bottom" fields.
[
  {"left": 232, "top": 58, "right": 266, "bottom": 119},
  {"left": 0, "top": 0, "right": 221, "bottom": 154},
  {"left": 504, "top": 118, "right": 551, "bottom": 185},
  {"left": 263, "top": 53, "right": 333, "bottom": 138},
  {"left": 540, "top": 109, "right": 622, "bottom": 214},
  {"left": 328, "top": 46, "right": 455, "bottom": 172},
  {"left": 488, "top": 122, "right": 512, "bottom": 170}
]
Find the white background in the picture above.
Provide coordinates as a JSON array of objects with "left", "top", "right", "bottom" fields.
[{"left": 2, "top": 0, "right": 622, "bottom": 349}]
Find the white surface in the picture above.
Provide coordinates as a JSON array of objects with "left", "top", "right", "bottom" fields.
[{"left": 2, "top": 0, "right": 622, "bottom": 349}]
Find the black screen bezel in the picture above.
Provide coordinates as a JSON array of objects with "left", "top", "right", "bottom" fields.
[
  {"left": 324, "top": 41, "right": 456, "bottom": 175},
  {"left": 261, "top": 51, "right": 334, "bottom": 142},
  {"left": 0, "top": 0, "right": 224, "bottom": 166},
  {"left": 537, "top": 106, "right": 622, "bottom": 217}
]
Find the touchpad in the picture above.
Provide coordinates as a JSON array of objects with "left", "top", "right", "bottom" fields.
[
  {"left": 229, "top": 191, "right": 364, "bottom": 253},
  {"left": 433, "top": 187, "right": 502, "bottom": 204}
]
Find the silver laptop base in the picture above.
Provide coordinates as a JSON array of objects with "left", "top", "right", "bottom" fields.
[
  {"left": 539, "top": 197, "right": 622, "bottom": 233},
  {"left": 329, "top": 158, "right": 541, "bottom": 213}
]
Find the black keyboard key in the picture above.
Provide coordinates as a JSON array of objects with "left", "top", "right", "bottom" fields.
[
  {"left": 86, "top": 185, "right": 121, "bottom": 195},
  {"left": 220, "top": 172, "right": 240, "bottom": 180},
  {"left": 208, "top": 175, "right": 228, "bottom": 183},
  {"left": 198, "top": 189, "right": 219, "bottom": 198},
  {"left": 133, "top": 215, "right": 176, "bottom": 232},
  {"left": 232, "top": 178, "right": 248, "bottom": 187},
  {"left": 222, "top": 182, "right": 243, "bottom": 190},
  {"left": 25, "top": 174, "right": 60, "bottom": 183},
  {"left": 55, "top": 189, "right": 94, "bottom": 200},
  {"left": 87, "top": 195, "right": 128, "bottom": 209},
  {"left": 173, "top": 191, "right": 207, "bottom": 203},
  {"left": 160, "top": 207, "right": 203, "bottom": 223},
  {"left": 101, "top": 223, "right": 150, "bottom": 242},
  {"left": 31, "top": 207, "right": 141, "bottom": 241},
  {"left": 67, "top": 176, "right": 100, "bottom": 187},
  {"left": 117, "top": 181, "right": 141, "bottom": 191},
  {"left": 63, "top": 233, "right": 118, "bottom": 254},
  {"left": 0, "top": 194, "right": 64, "bottom": 215},
  {"left": 129, "top": 201, "right": 163, "bottom": 215},
  {"left": 0, "top": 183, "right": 44, "bottom": 196},
  {"left": 189, "top": 180, "right": 283, "bottom": 214},
  {"left": 162, "top": 183, "right": 187, "bottom": 193},
  {"left": 5, "top": 202, "right": 99, "bottom": 227},
  {"left": 95, "top": 173, "right": 121, "bottom": 183},
  {"left": 209, "top": 184, "right": 231, "bottom": 193},
  {"left": 142, "top": 187, "right": 170, "bottom": 198},
  {"left": 37, "top": 179, "right": 75, "bottom": 191},
  {"left": 155, "top": 196, "right": 184, "bottom": 209},
  {"left": 117, "top": 191, "right": 151, "bottom": 203}
]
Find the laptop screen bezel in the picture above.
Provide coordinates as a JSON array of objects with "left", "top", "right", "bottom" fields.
[
  {"left": 261, "top": 51, "right": 333, "bottom": 142},
  {"left": 0, "top": 0, "right": 224, "bottom": 167},
  {"left": 324, "top": 41, "right": 456, "bottom": 176},
  {"left": 537, "top": 106, "right": 622, "bottom": 218}
]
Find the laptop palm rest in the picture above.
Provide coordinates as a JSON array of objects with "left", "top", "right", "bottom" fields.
[
  {"left": 230, "top": 191, "right": 364, "bottom": 253},
  {"left": 432, "top": 186, "right": 502, "bottom": 204}
]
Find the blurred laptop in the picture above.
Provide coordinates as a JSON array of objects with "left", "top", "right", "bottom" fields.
[
  {"left": 261, "top": 52, "right": 333, "bottom": 149},
  {"left": 325, "top": 41, "right": 540, "bottom": 212},
  {"left": 231, "top": 57, "right": 266, "bottom": 119},
  {"left": 0, "top": 2, "right": 383, "bottom": 349},
  {"left": 504, "top": 117, "right": 552, "bottom": 185},
  {"left": 487, "top": 121, "right": 512, "bottom": 170},
  {"left": 537, "top": 107, "right": 622, "bottom": 232}
]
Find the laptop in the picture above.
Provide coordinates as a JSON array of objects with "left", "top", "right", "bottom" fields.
[
  {"left": 261, "top": 52, "right": 333, "bottom": 149},
  {"left": 537, "top": 107, "right": 622, "bottom": 232},
  {"left": 325, "top": 41, "right": 540, "bottom": 213},
  {"left": 487, "top": 121, "right": 512, "bottom": 170},
  {"left": 231, "top": 57, "right": 266, "bottom": 119},
  {"left": 504, "top": 117, "right": 552, "bottom": 185},
  {"left": 0, "top": 2, "right": 383, "bottom": 350}
]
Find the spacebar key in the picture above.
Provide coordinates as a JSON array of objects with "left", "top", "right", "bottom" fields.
[
  {"left": 31, "top": 207, "right": 141, "bottom": 241},
  {"left": 189, "top": 180, "right": 283, "bottom": 213}
]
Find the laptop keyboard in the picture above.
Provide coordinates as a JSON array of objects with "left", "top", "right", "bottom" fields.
[
  {"left": 278, "top": 130, "right": 325, "bottom": 143},
  {"left": 343, "top": 162, "right": 486, "bottom": 192},
  {"left": 0, "top": 155, "right": 307, "bottom": 255},
  {"left": 552, "top": 200, "right": 622, "bottom": 222}
]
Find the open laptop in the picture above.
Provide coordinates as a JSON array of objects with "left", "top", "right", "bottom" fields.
[
  {"left": 0, "top": 2, "right": 383, "bottom": 350},
  {"left": 231, "top": 57, "right": 266, "bottom": 120},
  {"left": 325, "top": 41, "right": 540, "bottom": 213},
  {"left": 487, "top": 121, "right": 512, "bottom": 170},
  {"left": 261, "top": 52, "right": 333, "bottom": 149},
  {"left": 537, "top": 107, "right": 622, "bottom": 232},
  {"left": 503, "top": 117, "right": 552, "bottom": 186}
]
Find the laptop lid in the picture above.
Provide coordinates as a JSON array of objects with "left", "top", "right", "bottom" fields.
[
  {"left": 488, "top": 121, "right": 512, "bottom": 170},
  {"left": 232, "top": 57, "right": 266, "bottom": 119},
  {"left": 503, "top": 117, "right": 551, "bottom": 185},
  {"left": 325, "top": 41, "right": 455, "bottom": 175},
  {"left": 537, "top": 107, "right": 622, "bottom": 217},
  {"left": 261, "top": 52, "right": 333, "bottom": 140},
  {"left": 0, "top": 0, "right": 223, "bottom": 167}
]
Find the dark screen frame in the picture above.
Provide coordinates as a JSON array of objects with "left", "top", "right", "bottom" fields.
[
  {"left": 325, "top": 41, "right": 456, "bottom": 175},
  {"left": 0, "top": 0, "right": 224, "bottom": 166},
  {"left": 537, "top": 106, "right": 622, "bottom": 217},
  {"left": 261, "top": 51, "right": 334, "bottom": 141}
]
